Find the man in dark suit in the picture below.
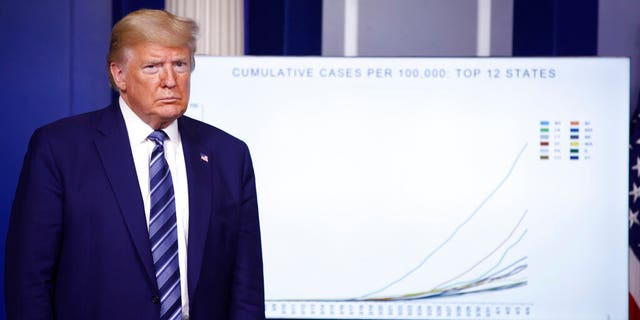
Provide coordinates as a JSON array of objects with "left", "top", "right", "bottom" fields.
[{"left": 5, "top": 9, "right": 264, "bottom": 320}]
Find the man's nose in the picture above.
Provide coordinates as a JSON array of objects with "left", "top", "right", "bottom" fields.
[{"left": 160, "top": 66, "right": 177, "bottom": 88}]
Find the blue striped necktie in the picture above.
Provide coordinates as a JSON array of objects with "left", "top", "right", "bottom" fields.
[{"left": 148, "top": 130, "right": 182, "bottom": 320}]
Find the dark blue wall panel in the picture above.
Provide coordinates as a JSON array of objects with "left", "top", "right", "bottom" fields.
[
  {"left": 554, "top": 0, "right": 598, "bottom": 55},
  {"left": 1, "top": 0, "right": 71, "bottom": 316},
  {"left": 513, "top": 0, "right": 598, "bottom": 56},
  {"left": 246, "top": 0, "right": 321, "bottom": 55},
  {"left": 246, "top": 0, "right": 286, "bottom": 55},
  {"left": 0, "top": 0, "right": 113, "bottom": 317},
  {"left": 513, "top": 0, "right": 555, "bottom": 56},
  {"left": 112, "top": 0, "right": 164, "bottom": 28},
  {"left": 283, "top": 0, "right": 322, "bottom": 55},
  {"left": 72, "top": 0, "right": 114, "bottom": 114}
]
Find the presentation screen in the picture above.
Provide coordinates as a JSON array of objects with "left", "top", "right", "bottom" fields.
[{"left": 188, "top": 57, "right": 629, "bottom": 320}]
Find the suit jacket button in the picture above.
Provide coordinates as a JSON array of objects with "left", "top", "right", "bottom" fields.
[{"left": 152, "top": 296, "right": 161, "bottom": 304}]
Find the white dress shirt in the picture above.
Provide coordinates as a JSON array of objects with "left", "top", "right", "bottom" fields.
[{"left": 119, "top": 97, "right": 190, "bottom": 319}]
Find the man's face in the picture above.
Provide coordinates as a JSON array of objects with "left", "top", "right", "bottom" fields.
[{"left": 110, "top": 43, "right": 192, "bottom": 129}]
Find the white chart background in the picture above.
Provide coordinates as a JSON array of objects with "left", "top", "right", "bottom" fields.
[{"left": 189, "top": 57, "right": 629, "bottom": 320}]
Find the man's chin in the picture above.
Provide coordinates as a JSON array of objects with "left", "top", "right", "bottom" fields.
[
  {"left": 159, "top": 104, "right": 187, "bottom": 115},
  {"left": 162, "top": 110, "right": 186, "bottom": 122},
  {"left": 151, "top": 107, "right": 186, "bottom": 127}
]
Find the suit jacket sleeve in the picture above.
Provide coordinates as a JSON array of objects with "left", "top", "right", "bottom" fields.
[
  {"left": 230, "top": 142, "right": 265, "bottom": 320},
  {"left": 5, "top": 128, "right": 62, "bottom": 320}
]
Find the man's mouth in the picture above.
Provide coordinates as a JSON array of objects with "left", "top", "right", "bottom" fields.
[{"left": 159, "top": 97, "right": 180, "bottom": 103}]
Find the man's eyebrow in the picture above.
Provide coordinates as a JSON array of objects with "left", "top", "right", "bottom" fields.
[{"left": 143, "top": 58, "right": 164, "bottom": 64}]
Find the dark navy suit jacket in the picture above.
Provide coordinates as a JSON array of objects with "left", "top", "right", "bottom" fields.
[{"left": 5, "top": 103, "right": 265, "bottom": 319}]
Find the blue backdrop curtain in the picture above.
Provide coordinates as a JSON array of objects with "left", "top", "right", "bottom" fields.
[
  {"left": 513, "top": 0, "right": 598, "bottom": 56},
  {"left": 113, "top": 0, "right": 164, "bottom": 27},
  {"left": 245, "top": 0, "right": 322, "bottom": 55}
]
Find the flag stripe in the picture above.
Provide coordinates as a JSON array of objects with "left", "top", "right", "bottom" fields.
[{"left": 631, "top": 249, "right": 640, "bottom": 318}]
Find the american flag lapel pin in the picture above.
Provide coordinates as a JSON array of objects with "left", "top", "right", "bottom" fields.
[{"left": 200, "top": 153, "right": 209, "bottom": 163}]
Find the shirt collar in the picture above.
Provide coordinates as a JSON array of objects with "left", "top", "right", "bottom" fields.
[{"left": 119, "top": 96, "right": 180, "bottom": 144}]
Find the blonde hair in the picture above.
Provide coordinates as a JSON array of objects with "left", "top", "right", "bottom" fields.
[{"left": 107, "top": 9, "right": 199, "bottom": 88}]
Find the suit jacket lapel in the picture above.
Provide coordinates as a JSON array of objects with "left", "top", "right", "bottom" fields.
[
  {"left": 179, "top": 118, "right": 213, "bottom": 298},
  {"left": 93, "top": 104, "right": 157, "bottom": 289}
]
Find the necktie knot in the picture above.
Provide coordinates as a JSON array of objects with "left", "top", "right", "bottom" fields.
[{"left": 148, "top": 130, "right": 168, "bottom": 146}]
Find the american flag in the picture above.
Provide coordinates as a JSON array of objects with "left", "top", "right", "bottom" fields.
[{"left": 630, "top": 105, "right": 640, "bottom": 319}]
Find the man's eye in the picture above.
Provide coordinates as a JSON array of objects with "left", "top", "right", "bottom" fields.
[
  {"left": 174, "top": 62, "right": 189, "bottom": 72},
  {"left": 143, "top": 65, "right": 159, "bottom": 73}
]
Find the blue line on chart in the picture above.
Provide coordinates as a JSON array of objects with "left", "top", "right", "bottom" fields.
[
  {"left": 470, "top": 231, "right": 529, "bottom": 285},
  {"left": 434, "top": 209, "right": 528, "bottom": 290},
  {"left": 355, "top": 142, "right": 529, "bottom": 300},
  {"left": 440, "top": 255, "right": 529, "bottom": 295}
]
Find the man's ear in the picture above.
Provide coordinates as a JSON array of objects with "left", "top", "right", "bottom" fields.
[{"left": 110, "top": 62, "right": 127, "bottom": 91}]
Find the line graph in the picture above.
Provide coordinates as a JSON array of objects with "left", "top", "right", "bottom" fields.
[
  {"left": 382, "top": 211, "right": 529, "bottom": 301},
  {"left": 433, "top": 218, "right": 527, "bottom": 290},
  {"left": 266, "top": 142, "right": 531, "bottom": 318},
  {"left": 355, "top": 142, "right": 529, "bottom": 300}
]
